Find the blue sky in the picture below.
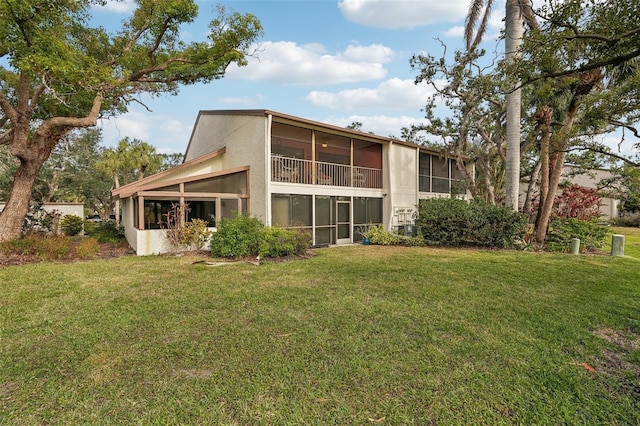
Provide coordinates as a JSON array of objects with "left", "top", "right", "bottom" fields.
[
  {"left": 93, "top": 0, "right": 632, "bottom": 160},
  {"left": 94, "top": 0, "right": 506, "bottom": 154}
]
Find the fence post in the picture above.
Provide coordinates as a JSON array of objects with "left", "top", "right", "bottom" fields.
[
  {"left": 570, "top": 238, "right": 580, "bottom": 255},
  {"left": 611, "top": 234, "right": 625, "bottom": 257}
]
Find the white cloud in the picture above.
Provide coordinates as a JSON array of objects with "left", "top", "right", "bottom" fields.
[
  {"left": 443, "top": 26, "right": 465, "bottom": 38},
  {"left": 227, "top": 41, "right": 391, "bottom": 85},
  {"left": 338, "top": 0, "right": 469, "bottom": 29},
  {"left": 98, "top": 110, "right": 192, "bottom": 153},
  {"left": 323, "top": 114, "right": 426, "bottom": 138},
  {"left": 218, "top": 94, "right": 264, "bottom": 106},
  {"left": 306, "top": 78, "right": 437, "bottom": 110},
  {"left": 96, "top": 0, "right": 136, "bottom": 13}
]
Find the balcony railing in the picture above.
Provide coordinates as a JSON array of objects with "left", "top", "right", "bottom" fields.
[{"left": 271, "top": 155, "right": 382, "bottom": 189}]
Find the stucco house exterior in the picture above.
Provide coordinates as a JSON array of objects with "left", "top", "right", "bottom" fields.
[{"left": 113, "top": 110, "right": 470, "bottom": 255}]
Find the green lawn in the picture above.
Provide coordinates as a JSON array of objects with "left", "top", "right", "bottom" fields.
[{"left": 1, "top": 245, "right": 639, "bottom": 424}]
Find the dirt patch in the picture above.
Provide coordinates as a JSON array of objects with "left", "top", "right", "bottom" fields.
[{"left": 593, "top": 327, "right": 640, "bottom": 352}]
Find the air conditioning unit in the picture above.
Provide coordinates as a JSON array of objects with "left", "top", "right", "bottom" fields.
[{"left": 397, "top": 224, "right": 419, "bottom": 237}]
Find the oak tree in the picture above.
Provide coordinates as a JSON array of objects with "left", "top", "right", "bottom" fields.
[{"left": 0, "top": 0, "right": 262, "bottom": 241}]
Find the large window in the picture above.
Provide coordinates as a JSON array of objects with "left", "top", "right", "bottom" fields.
[
  {"left": 419, "top": 152, "right": 467, "bottom": 194},
  {"left": 271, "top": 194, "right": 312, "bottom": 228}
]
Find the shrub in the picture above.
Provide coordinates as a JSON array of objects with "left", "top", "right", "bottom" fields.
[
  {"left": 362, "top": 224, "right": 401, "bottom": 246},
  {"left": 60, "top": 215, "right": 84, "bottom": 236},
  {"left": 546, "top": 218, "right": 611, "bottom": 252},
  {"left": 179, "top": 219, "right": 212, "bottom": 250},
  {"left": 87, "top": 222, "right": 125, "bottom": 243},
  {"left": 415, "top": 198, "right": 471, "bottom": 246},
  {"left": 468, "top": 202, "right": 528, "bottom": 248},
  {"left": 75, "top": 237, "right": 100, "bottom": 259},
  {"left": 0, "top": 236, "right": 37, "bottom": 255},
  {"left": 34, "top": 234, "right": 71, "bottom": 260},
  {"left": 611, "top": 213, "right": 640, "bottom": 228},
  {"left": 22, "top": 204, "right": 61, "bottom": 236},
  {"left": 83, "top": 220, "right": 97, "bottom": 235},
  {"left": 415, "top": 198, "right": 527, "bottom": 248},
  {"left": 210, "top": 214, "right": 264, "bottom": 259},
  {"left": 259, "top": 227, "right": 311, "bottom": 258}
]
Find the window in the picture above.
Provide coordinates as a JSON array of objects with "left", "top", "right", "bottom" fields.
[
  {"left": 419, "top": 152, "right": 431, "bottom": 192},
  {"left": 187, "top": 200, "right": 216, "bottom": 227},
  {"left": 271, "top": 194, "right": 312, "bottom": 227},
  {"left": 143, "top": 200, "right": 175, "bottom": 229}
]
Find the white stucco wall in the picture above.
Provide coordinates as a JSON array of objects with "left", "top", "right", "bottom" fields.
[
  {"left": 0, "top": 202, "right": 84, "bottom": 218},
  {"left": 185, "top": 112, "right": 269, "bottom": 222}
]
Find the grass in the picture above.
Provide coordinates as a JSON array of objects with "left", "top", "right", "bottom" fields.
[{"left": 1, "top": 245, "right": 639, "bottom": 424}]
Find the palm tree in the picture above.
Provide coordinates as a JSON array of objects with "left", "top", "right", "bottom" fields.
[{"left": 465, "top": 0, "right": 537, "bottom": 211}]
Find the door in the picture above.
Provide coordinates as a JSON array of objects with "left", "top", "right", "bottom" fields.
[{"left": 336, "top": 201, "right": 351, "bottom": 244}]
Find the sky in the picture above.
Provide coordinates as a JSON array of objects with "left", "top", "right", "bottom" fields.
[
  {"left": 91, "top": 0, "right": 635, "bottom": 160},
  {"left": 93, "top": 0, "right": 506, "bottom": 154}
]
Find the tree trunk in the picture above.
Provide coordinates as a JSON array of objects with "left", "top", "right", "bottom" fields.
[
  {"left": 504, "top": 0, "right": 524, "bottom": 211},
  {"left": 0, "top": 159, "right": 45, "bottom": 241},
  {"left": 534, "top": 150, "right": 567, "bottom": 244}
]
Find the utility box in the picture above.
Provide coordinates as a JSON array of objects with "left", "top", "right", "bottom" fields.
[{"left": 397, "top": 224, "right": 419, "bottom": 237}]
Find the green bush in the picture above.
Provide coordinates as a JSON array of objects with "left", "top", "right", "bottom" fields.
[
  {"left": 468, "top": 202, "right": 528, "bottom": 248},
  {"left": 179, "top": 219, "right": 212, "bottom": 250},
  {"left": 362, "top": 224, "right": 401, "bottom": 246},
  {"left": 83, "top": 220, "right": 97, "bottom": 235},
  {"left": 416, "top": 198, "right": 471, "bottom": 246},
  {"left": 87, "top": 222, "right": 126, "bottom": 244},
  {"left": 259, "top": 227, "right": 311, "bottom": 258},
  {"left": 415, "top": 198, "right": 527, "bottom": 248},
  {"left": 210, "top": 214, "right": 264, "bottom": 259},
  {"left": 546, "top": 218, "right": 611, "bottom": 252},
  {"left": 60, "top": 215, "right": 84, "bottom": 236}
]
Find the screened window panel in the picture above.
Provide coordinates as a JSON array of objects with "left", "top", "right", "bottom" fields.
[
  {"left": 291, "top": 195, "right": 312, "bottom": 226},
  {"left": 221, "top": 199, "right": 239, "bottom": 219},
  {"left": 315, "top": 196, "right": 333, "bottom": 226},
  {"left": 271, "top": 194, "right": 290, "bottom": 226}
]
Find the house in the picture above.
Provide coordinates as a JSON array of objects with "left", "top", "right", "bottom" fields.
[{"left": 112, "top": 110, "right": 470, "bottom": 255}]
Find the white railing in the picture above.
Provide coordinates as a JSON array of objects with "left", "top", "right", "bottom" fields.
[{"left": 272, "top": 155, "right": 382, "bottom": 189}]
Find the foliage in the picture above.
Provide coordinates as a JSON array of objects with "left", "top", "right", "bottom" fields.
[
  {"left": 554, "top": 184, "right": 603, "bottom": 221},
  {"left": 416, "top": 198, "right": 527, "bottom": 248},
  {"left": 0, "top": 1, "right": 263, "bottom": 241},
  {"left": 468, "top": 201, "right": 528, "bottom": 247},
  {"left": 22, "top": 205, "right": 61, "bottom": 236},
  {"left": 180, "top": 219, "right": 213, "bottom": 250},
  {"left": 416, "top": 198, "right": 472, "bottom": 246},
  {"left": 60, "top": 215, "right": 84, "bottom": 236},
  {"left": 32, "top": 234, "right": 71, "bottom": 260},
  {"left": 611, "top": 213, "right": 640, "bottom": 228},
  {"left": 546, "top": 218, "right": 611, "bottom": 252},
  {"left": 530, "top": 184, "right": 604, "bottom": 223},
  {"left": 86, "top": 221, "right": 126, "bottom": 244},
  {"left": 259, "top": 227, "right": 311, "bottom": 258},
  {"left": 361, "top": 224, "right": 401, "bottom": 246},
  {"left": 210, "top": 214, "right": 264, "bottom": 259},
  {"left": 615, "top": 166, "right": 640, "bottom": 214},
  {"left": 74, "top": 237, "right": 101, "bottom": 260}
]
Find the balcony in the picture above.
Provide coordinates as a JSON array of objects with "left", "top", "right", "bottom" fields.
[{"left": 271, "top": 155, "right": 382, "bottom": 189}]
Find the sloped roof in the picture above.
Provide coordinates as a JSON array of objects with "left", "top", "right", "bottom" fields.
[{"left": 112, "top": 147, "right": 226, "bottom": 199}]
